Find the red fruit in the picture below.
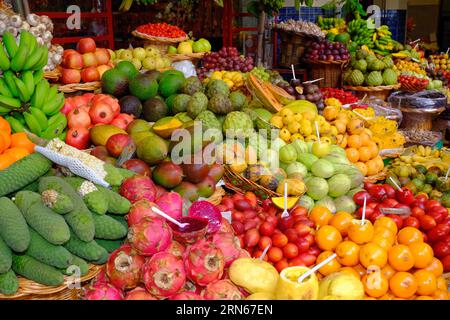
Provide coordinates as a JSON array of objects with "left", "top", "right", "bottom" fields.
[
  {"left": 411, "top": 207, "right": 425, "bottom": 218},
  {"left": 295, "top": 218, "right": 315, "bottom": 228},
  {"left": 243, "top": 210, "right": 257, "bottom": 219},
  {"left": 221, "top": 197, "right": 234, "bottom": 210},
  {"left": 232, "top": 211, "right": 245, "bottom": 223},
  {"left": 125, "top": 287, "right": 157, "bottom": 300},
  {"left": 106, "top": 133, "right": 133, "bottom": 158},
  {"left": 367, "top": 202, "right": 378, "bottom": 210},
  {"left": 165, "top": 241, "right": 185, "bottom": 258},
  {"left": 433, "top": 241, "right": 450, "bottom": 259},
  {"left": 275, "top": 259, "right": 289, "bottom": 273},
  {"left": 232, "top": 193, "right": 245, "bottom": 202},
  {"left": 169, "top": 292, "right": 204, "bottom": 300},
  {"left": 122, "top": 159, "right": 151, "bottom": 176},
  {"left": 106, "top": 244, "right": 145, "bottom": 290},
  {"left": 94, "top": 48, "right": 110, "bottom": 65},
  {"left": 128, "top": 216, "right": 172, "bottom": 256},
  {"left": 419, "top": 215, "right": 437, "bottom": 231},
  {"left": 81, "top": 66, "right": 100, "bottom": 82},
  {"left": 427, "top": 224, "right": 450, "bottom": 243},
  {"left": 77, "top": 37, "right": 97, "bottom": 53},
  {"left": 288, "top": 257, "right": 306, "bottom": 267},
  {"left": 396, "top": 187, "right": 415, "bottom": 205},
  {"left": 126, "top": 199, "right": 159, "bottom": 226},
  {"left": 368, "top": 185, "right": 387, "bottom": 202},
  {"left": 89, "top": 100, "right": 114, "bottom": 124},
  {"left": 284, "top": 228, "right": 299, "bottom": 243},
  {"left": 355, "top": 206, "right": 374, "bottom": 220},
  {"left": 244, "top": 192, "right": 257, "bottom": 207},
  {"left": 231, "top": 221, "right": 244, "bottom": 235},
  {"left": 294, "top": 223, "right": 312, "bottom": 237},
  {"left": 219, "top": 218, "right": 234, "bottom": 234},
  {"left": 382, "top": 198, "right": 399, "bottom": 208},
  {"left": 119, "top": 175, "right": 157, "bottom": 203},
  {"left": 272, "top": 233, "right": 288, "bottom": 248},
  {"left": 203, "top": 279, "right": 243, "bottom": 300},
  {"left": 259, "top": 221, "right": 276, "bottom": 236},
  {"left": 283, "top": 243, "right": 299, "bottom": 259},
  {"left": 210, "top": 232, "right": 241, "bottom": 267},
  {"left": 387, "top": 214, "right": 403, "bottom": 229},
  {"left": 425, "top": 200, "right": 441, "bottom": 211},
  {"left": 61, "top": 68, "right": 81, "bottom": 84},
  {"left": 297, "top": 253, "right": 316, "bottom": 266},
  {"left": 354, "top": 191, "right": 372, "bottom": 206},
  {"left": 152, "top": 161, "right": 183, "bottom": 189},
  {"left": 295, "top": 237, "right": 310, "bottom": 253},
  {"left": 82, "top": 52, "right": 98, "bottom": 68},
  {"left": 234, "top": 199, "right": 252, "bottom": 212},
  {"left": 428, "top": 206, "right": 447, "bottom": 223},
  {"left": 244, "top": 228, "right": 260, "bottom": 247},
  {"left": 290, "top": 206, "right": 308, "bottom": 218},
  {"left": 84, "top": 282, "right": 123, "bottom": 300},
  {"left": 66, "top": 127, "right": 90, "bottom": 149},
  {"left": 253, "top": 249, "right": 265, "bottom": 260},
  {"left": 115, "top": 113, "right": 134, "bottom": 125},
  {"left": 415, "top": 194, "right": 428, "bottom": 202},
  {"left": 304, "top": 234, "right": 315, "bottom": 246},
  {"left": 278, "top": 216, "right": 294, "bottom": 231},
  {"left": 383, "top": 185, "right": 396, "bottom": 199},
  {"left": 370, "top": 211, "right": 384, "bottom": 222},
  {"left": 67, "top": 108, "right": 91, "bottom": 129},
  {"left": 258, "top": 236, "right": 272, "bottom": 250},
  {"left": 403, "top": 216, "right": 420, "bottom": 229},
  {"left": 441, "top": 255, "right": 450, "bottom": 272},
  {"left": 188, "top": 201, "right": 222, "bottom": 234},
  {"left": 268, "top": 247, "right": 283, "bottom": 262},
  {"left": 307, "top": 245, "right": 321, "bottom": 256},
  {"left": 244, "top": 220, "right": 257, "bottom": 231},
  {"left": 265, "top": 216, "right": 278, "bottom": 226}
]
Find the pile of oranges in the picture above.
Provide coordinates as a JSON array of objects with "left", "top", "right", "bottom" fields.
[
  {"left": 309, "top": 206, "right": 449, "bottom": 300},
  {"left": 0, "top": 116, "right": 35, "bottom": 170},
  {"left": 323, "top": 104, "right": 384, "bottom": 177}
]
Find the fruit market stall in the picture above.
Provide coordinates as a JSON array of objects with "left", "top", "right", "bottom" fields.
[{"left": 0, "top": 0, "right": 449, "bottom": 302}]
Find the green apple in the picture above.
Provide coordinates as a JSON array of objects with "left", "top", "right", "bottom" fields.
[
  {"left": 131, "top": 58, "right": 142, "bottom": 70},
  {"left": 120, "top": 49, "right": 133, "bottom": 61},
  {"left": 198, "top": 38, "right": 211, "bottom": 51},
  {"left": 167, "top": 45, "right": 178, "bottom": 54},
  {"left": 115, "top": 49, "right": 124, "bottom": 57},
  {"left": 132, "top": 47, "right": 147, "bottom": 61},
  {"left": 142, "top": 57, "right": 156, "bottom": 70},
  {"left": 312, "top": 141, "right": 331, "bottom": 158},
  {"left": 192, "top": 40, "right": 206, "bottom": 53},
  {"left": 187, "top": 39, "right": 194, "bottom": 46}
]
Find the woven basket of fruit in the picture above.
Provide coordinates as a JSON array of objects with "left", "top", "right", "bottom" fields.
[
  {"left": 166, "top": 52, "right": 205, "bottom": 63},
  {"left": 343, "top": 84, "right": 401, "bottom": 101},
  {"left": 0, "top": 0, "right": 15, "bottom": 16},
  {"left": 132, "top": 31, "right": 188, "bottom": 54},
  {"left": 307, "top": 60, "right": 349, "bottom": 88},
  {"left": 277, "top": 30, "right": 309, "bottom": 67},
  {"left": 399, "top": 80, "right": 429, "bottom": 93},
  {"left": 223, "top": 166, "right": 282, "bottom": 200},
  {"left": 58, "top": 81, "right": 102, "bottom": 93},
  {"left": 363, "top": 167, "right": 388, "bottom": 183},
  {"left": 0, "top": 264, "right": 103, "bottom": 300}
]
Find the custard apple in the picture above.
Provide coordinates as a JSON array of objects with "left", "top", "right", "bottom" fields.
[
  {"left": 222, "top": 111, "right": 254, "bottom": 137},
  {"left": 354, "top": 59, "right": 368, "bottom": 72},
  {"left": 182, "top": 76, "right": 204, "bottom": 95},
  {"left": 172, "top": 94, "right": 191, "bottom": 113},
  {"left": 368, "top": 60, "right": 385, "bottom": 71},
  {"left": 195, "top": 110, "right": 222, "bottom": 132},
  {"left": 365, "top": 71, "right": 383, "bottom": 86},
  {"left": 229, "top": 91, "right": 248, "bottom": 111},
  {"left": 348, "top": 70, "right": 365, "bottom": 86},
  {"left": 365, "top": 54, "right": 377, "bottom": 64},
  {"left": 206, "top": 79, "right": 230, "bottom": 98},
  {"left": 382, "top": 68, "right": 398, "bottom": 85},
  {"left": 356, "top": 49, "right": 369, "bottom": 60},
  {"left": 208, "top": 94, "right": 233, "bottom": 115},
  {"left": 382, "top": 57, "right": 394, "bottom": 69},
  {"left": 186, "top": 92, "right": 208, "bottom": 118}
]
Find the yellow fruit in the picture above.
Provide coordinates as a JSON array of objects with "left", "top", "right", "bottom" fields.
[
  {"left": 302, "top": 111, "right": 315, "bottom": 121},
  {"left": 279, "top": 128, "right": 291, "bottom": 142},
  {"left": 270, "top": 116, "right": 284, "bottom": 129},
  {"left": 290, "top": 133, "right": 304, "bottom": 142},
  {"left": 287, "top": 121, "right": 301, "bottom": 134},
  {"left": 280, "top": 108, "right": 295, "bottom": 117},
  {"left": 305, "top": 135, "right": 318, "bottom": 142},
  {"left": 323, "top": 106, "right": 339, "bottom": 121},
  {"left": 293, "top": 114, "right": 303, "bottom": 122},
  {"left": 272, "top": 196, "right": 300, "bottom": 209},
  {"left": 333, "top": 120, "right": 347, "bottom": 134},
  {"left": 283, "top": 115, "right": 295, "bottom": 125}
]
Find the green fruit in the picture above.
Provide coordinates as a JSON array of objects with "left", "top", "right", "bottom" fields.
[
  {"left": 101, "top": 68, "right": 129, "bottom": 97},
  {"left": 356, "top": 49, "right": 369, "bottom": 60},
  {"left": 142, "top": 97, "right": 168, "bottom": 122},
  {"left": 172, "top": 94, "right": 192, "bottom": 114},
  {"left": 382, "top": 56, "right": 394, "bottom": 68},
  {"left": 115, "top": 61, "right": 139, "bottom": 79},
  {"left": 129, "top": 74, "right": 159, "bottom": 100},
  {"left": 422, "top": 184, "right": 433, "bottom": 194},
  {"left": 335, "top": 32, "right": 350, "bottom": 44},
  {"left": 0, "top": 270, "right": 19, "bottom": 296},
  {"left": 63, "top": 230, "right": 106, "bottom": 262},
  {"left": 311, "top": 159, "right": 334, "bottom": 178},
  {"left": 441, "top": 194, "right": 450, "bottom": 207},
  {"left": 415, "top": 165, "right": 427, "bottom": 175},
  {"left": 60, "top": 255, "right": 89, "bottom": 276},
  {"left": 326, "top": 33, "right": 336, "bottom": 41},
  {"left": 119, "top": 95, "right": 143, "bottom": 118},
  {"left": 187, "top": 92, "right": 208, "bottom": 118},
  {"left": 222, "top": 111, "right": 254, "bottom": 137},
  {"left": 92, "top": 213, "right": 127, "bottom": 240},
  {"left": 365, "top": 71, "right": 383, "bottom": 86},
  {"left": 297, "top": 153, "right": 318, "bottom": 170},
  {"left": 182, "top": 76, "right": 203, "bottom": 95},
  {"left": 382, "top": 68, "right": 398, "bottom": 85},
  {"left": 136, "top": 135, "right": 169, "bottom": 165},
  {"left": 12, "top": 254, "right": 64, "bottom": 286},
  {"left": 95, "top": 239, "right": 124, "bottom": 253},
  {"left": 206, "top": 79, "right": 230, "bottom": 98},
  {"left": 412, "top": 178, "right": 424, "bottom": 191},
  {"left": 208, "top": 94, "right": 233, "bottom": 115},
  {"left": 195, "top": 110, "right": 222, "bottom": 132},
  {"left": 173, "top": 182, "right": 199, "bottom": 202},
  {"left": 354, "top": 59, "right": 368, "bottom": 72},
  {"left": 229, "top": 91, "right": 248, "bottom": 111},
  {"left": 0, "top": 236, "right": 12, "bottom": 274},
  {"left": 425, "top": 173, "right": 438, "bottom": 185},
  {"left": 279, "top": 144, "right": 297, "bottom": 164},
  {"left": 158, "top": 73, "right": 185, "bottom": 98},
  {"left": 348, "top": 70, "right": 365, "bottom": 86},
  {"left": 0, "top": 197, "right": 30, "bottom": 252},
  {"left": 97, "top": 185, "right": 131, "bottom": 215}
]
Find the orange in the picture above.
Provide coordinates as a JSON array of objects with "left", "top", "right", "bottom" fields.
[
  {"left": 355, "top": 162, "right": 368, "bottom": 176},
  {"left": 388, "top": 245, "right": 415, "bottom": 271},
  {"left": 371, "top": 235, "right": 394, "bottom": 251},
  {"left": 317, "top": 251, "right": 341, "bottom": 276},
  {"left": 359, "top": 242, "right": 388, "bottom": 268},
  {"left": 0, "top": 153, "right": 14, "bottom": 170},
  {"left": 335, "top": 241, "right": 360, "bottom": 266},
  {"left": 0, "top": 131, "right": 11, "bottom": 153},
  {"left": 329, "top": 211, "right": 353, "bottom": 236},
  {"left": 373, "top": 155, "right": 384, "bottom": 170},
  {"left": 432, "top": 290, "right": 448, "bottom": 300},
  {"left": 358, "top": 147, "right": 371, "bottom": 162},
  {"left": 367, "top": 141, "right": 379, "bottom": 159},
  {"left": 436, "top": 277, "right": 447, "bottom": 291},
  {"left": 408, "top": 242, "right": 433, "bottom": 268},
  {"left": 339, "top": 266, "right": 361, "bottom": 280},
  {"left": 374, "top": 217, "right": 398, "bottom": 235},
  {"left": 373, "top": 226, "right": 396, "bottom": 241},
  {"left": 309, "top": 206, "right": 333, "bottom": 227},
  {"left": 365, "top": 160, "right": 379, "bottom": 176},
  {"left": 362, "top": 272, "right": 389, "bottom": 298},
  {"left": 397, "top": 227, "right": 423, "bottom": 245},
  {"left": 364, "top": 296, "right": 377, "bottom": 300},
  {"left": 354, "top": 264, "right": 367, "bottom": 278},
  {"left": 359, "top": 132, "right": 371, "bottom": 147},
  {"left": 345, "top": 148, "right": 359, "bottom": 163},
  {"left": 348, "top": 220, "right": 374, "bottom": 245},
  {"left": 0, "top": 116, "right": 11, "bottom": 135},
  {"left": 3, "top": 147, "right": 29, "bottom": 161},
  {"left": 413, "top": 270, "right": 437, "bottom": 296},
  {"left": 415, "top": 295, "right": 433, "bottom": 300},
  {"left": 315, "top": 225, "right": 342, "bottom": 251},
  {"left": 379, "top": 292, "right": 395, "bottom": 300},
  {"left": 389, "top": 272, "right": 417, "bottom": 299},
  {"left": 347, "top": 135, "right": 362, "bottom": 149},
  {"left": 424, "top": 257, "right": 444, "bottom": 277},
  {"left": 10, "top": 132, "right": 35, "bottom": 154},
  {"left": 381, "top": 264, "right": 396, "bottom": 280}
]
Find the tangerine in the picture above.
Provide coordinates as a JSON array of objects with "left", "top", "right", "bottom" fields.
[
  {"left": 329, "top": 211, "right": 353, "bottom": 236},
  {"left": 374, "top": 217, "right": 398, "bottom": 235},
  {"left": 397, "top": 227, "right": 423, "bottom": 245},
  {"left": 424, "top": 258, "right": 444, "bottom": 277},
  {"left": 365, "top": 160, "right": 379, "bottom": 176},
  {"left": 309, "top": 206, "right": 333, "bottom": 227},
  {"left": 358, "top": 147, "right": 372, "bottom": 162},
  {"left": 335, "top": 240, "right": 360, "bottom": 266},
  {"left": 339, "top": 267, "right": 361, "bottom": 280},
  {"left": 0, "top": 154, "right": 14, "bottom": 170},
  {"left": 360, "top": 242, "right": 388, "bottom": 268},
  {"left": 371, "top": 235, "right": 394, "bottom": 251},
  {"left": 436, "top": 277, "right": 447, "bottom": 291},
  {"left": 315, "top": 225, "right": 342, "bottom": 251},
  {"left": 415, "top": 296, "right": 434, "bottom": 300},
  {"left": 3, "top": 147, "right": 29, "bottom": 161},
  {"left": 355, "top": 162, "right": 368, "bottom": 176},
  {"left": 432, "top": 290, "right": 448, "bottom": 300},
  {"left": 0, "top": 131, "right": 11, "bottom": 153},
  {"left": 373, "top": 226, "right": 396, "bottom": 242},
  {"left": 345, "top": 148, "right": 359, "bottom": 163},
  {"left": 10, "top": 132, "right": 35, "bottom": 154},
  {"left": 348, "top": 135, "right": 362, "bottom": 149},
  {"left": 389, "top": 272, "right": 417, "bottom": 299},
  {"left": 317, "top": 251, "right": 341, "bottom": 276},
  {"left": 413, "top": 270, "right": 437, "bottom": 296},
  {"left": 388, "top": 244, "right": 415, "bottom": 271},
  {"left": 381, "top": 264, "right": 396, "bottom": 280},
  {"left": 362, "top": 272, "right": 389, "bottom": 298},
  {"left": 0, "top": 116, "right": 11, "bottom": 134},
  {"left": 408, "top": 242, "right": 433, "bottom": 268},
  {"left": 367, "top": 142, "right": 379, "bottom": 159},
  {"left": 360, "top": 132, "right": 371, "bottom": 147},
  {"left": 348, "top": 220, "right": 374, "bottom": 245}
]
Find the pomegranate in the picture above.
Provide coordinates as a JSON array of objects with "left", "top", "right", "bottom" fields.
[
  {"left": 89, "top": 100, "right": 114, "bottom": 124},
  {"left": 106, "top": 244, "right": 145, "bottom": 290}
]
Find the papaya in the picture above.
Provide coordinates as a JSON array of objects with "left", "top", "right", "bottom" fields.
[{"left": 246, "top": 74, "right": 283, "bottom": 113}]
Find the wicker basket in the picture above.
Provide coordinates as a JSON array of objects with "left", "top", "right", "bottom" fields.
[
  {"left": 400, "top": 106, "right": 446, "bottom": 131},
  {"left": 206, "top": 186, "right": 225, "bottom": 206},
  {"left": 223, "top": 166, "right": 281, "bottom": 200},
  {"left": 132, "top": 31, "right": 188, "bottom": 54},
  {"left": 0, "top": 264, "right": 103, "bottom": 300},
  {"left": 363, "top": 168, "right": 388, "bottom": 183},
  {"left": 343, "top": 84, "right": 401, "bottom": 101},
  {"left": 277, "top": 30, "right": 310, "bottom": 67},
  {"left": 400, "top": 81, "right": 428, "bottom": 93},
  {"left": 307, "top": 60, "right": 348, "bottom": 88},
  {"left": 44, "top": 69, "right": 61, "bottom": 82},
  {"left": 58, "top": 81, "right": 102, "bottom": 93},
  {"left": 166, "top": 52, "right": 205, "bottom": 63}
]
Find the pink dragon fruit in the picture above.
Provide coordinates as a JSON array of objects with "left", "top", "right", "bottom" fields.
[
  {"left": 183, "top": 280, "right": 202, "bottom": 294},
  {"left": 119, "top": 175, "right": 157, "bottom": 203},
  {"left": 219, "top": 218, "right": 234, "bottom": 234},
  {"left": 106, "top": 244, "right": 145, "bottom": 290},
  {"left": 210, "top": 232, "right": 241, "bottom": 267},
  {"left": 184, "top": 239, "right": 225, "bottom": 286},
  {"left": 93, "top": 270, "right": 108, "bottom": 284},
  {"left": 125, "top": 287, "right": 157, "bottom": 300},
  {"left": 202, "top": 280, "right": 243, "bottom": 300},
  {"left": 165, "top": 241, "right": 185, "bottom": 258},
  {"left": 126, "top": 199, "right": 159, "bottom": 226},
  {"left": 128, "top": 217, "right": 172, "bottom": 256},
  {"left": 154, "top": 184, "right": 167, "bottom": 200},
  {"left": 155, "top": 192, "right": 183, "bottom": 220},
  {"left": 169, "top": 292, "right": 204, "bottom": 300},
  {"left": 188, "top": 201, "right": 222, "bottom": 233},
  {"left": 142, "top": 252, "right": 186, "bottom": 298},
  {"left": 84, "top": 282, "right": 123, "bottom": 300}
]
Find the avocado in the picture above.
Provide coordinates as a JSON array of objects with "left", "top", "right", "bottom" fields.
[
  {"left": 145, "top": 70, "right": 161, "bottom": 82},
  {"left": 142, "top": 98, "right": 168, "bottom": 122},
  {"left": 115, "top": 61, "right": 139, "bottom": 79},
  {"left": 129, "top": 74, "right": 159, "bottom": 101},
  {"left": 158, "top": 74, "right": 185, "bottom": 98},
  {"left": 101, "top": 69, "right": 129, "bottom": 97},
  {"left": 119, "top": 95, "right": 143, "bottom": 118}
]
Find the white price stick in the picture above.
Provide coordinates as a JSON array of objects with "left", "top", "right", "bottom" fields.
[
  {"left": 315, "top": 121, "right": 321, "bottom": 143},
  {"left": 291, "top": 64, "right": 296, "bottom": 80},
  {"left": 297, "top": 253, "right": 337, "bottom": 283},
  {"left": 361, "top": 196, "right": 367, "bottom": 225},
  {"left": 389, "top": 176, "right": 402, "bottom": 192},
  {"left": 303, "top": 78, "right": 324, "bottom": 84},
  {"left": 259, "top": 244, "right": 271, "bottom": 261},
  {"left": 445, "top": 166, "right": 450, "bottom": 181},
  {"left": 151, "top": 207, "right": 188, "bottom": 228},
  {"left": 446, "top": 48, "right": 449, "bottom": 55},
  {"left": 281, "top": 182, "right": 289, "bottom": 218}
]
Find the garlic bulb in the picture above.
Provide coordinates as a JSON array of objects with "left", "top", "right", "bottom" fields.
[
  {"left": 0, "top": 13, "right": 8, "bottom": 22},
  {"left": 36, "top": 24, "right": 46, "bottom": 35},
  {"left": 36, "top": 36, "right": 45, "bottom": 46},
  {"left": 43, "top": 30, "right": 52, "bottom": 42},
  {"left": 21, "top": 21, "right": 30, "bottom": 31},
  {"left": 6, "top": 26, "right": 18, "bottom": 37},
  {"left": 29, "top": 26, "right": 40, "bottom": 37},
  {"left": 0, "top": 21, "right": 6, "bottom": 34},
  {"left": 26, "top": 13, "right": 40, "bottom": 27},
  {"left": 9, "top": 15, "right": 22, "bottom": 28}
]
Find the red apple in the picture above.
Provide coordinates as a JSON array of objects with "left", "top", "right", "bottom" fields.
[
  {"left": 63, "top": 49, "right": 78, "bottom": 59},
  {"left": 82, "top": 52, "right": 98, "bottom": 67},
  {"left": 61, "top": 68, "right": 81, "bottom": 84},
  {"left": 122, "top": 159, "right": 151, "bottom": 176},
  {"left": 63, "top": 52, "right": 83, "bottom": 69},
  {"left": 95, "top": 48, "right": 110, "bottom": 65},
  {"left": 97, "top": 64, "right": 112, "bottom": 78},
  {"left": 77, "top": 37, "right": 97, "bottom": 54},
  {"left": 81, "top": 66, "right": 100, "bottom": 82},
  {"left": 106, "top": 133, "right": 134, "bottom": 158}
]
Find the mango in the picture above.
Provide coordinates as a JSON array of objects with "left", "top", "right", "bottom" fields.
[
  {"left": 229, "top": 258, "right": 279, "bottom": 294},
  {"left": 90, "top": 125, "right": 127, "bottom": 146},
  {"left": 152, "top": 117, "right": 183, "bottom": 139}
]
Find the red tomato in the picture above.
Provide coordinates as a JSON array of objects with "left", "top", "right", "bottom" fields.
[
  {"left": 304, "top": 234, "right": 315, "bottom": 246},
  {"left": 353, "top": 191, "right": 372, "bottom": 206},
  {"left": 415, "top": 194, "right": 428, "bottom": 202},
  {"left": 265, "top": 216, "right": 278, "bottom": 226},
  {"left": 419, "top": 215, "right": 437, "bottom": 231},
  {"left": 244, "top": 228, "right": 260, "bottom": 247},
  {"left": 297, "top": 253, "right": 317, "bottom": 266},
  {"left": 259, "top": 221, "right": 276, "bottom": 236},
  {"left": 284, "top": 228, "right": 299, "bottom": 243},
  {"left": 403, "top": 216, "right": 420, "bottom": 228},
  {"left": 258, "top": 236, "right": 272, "bottom": 251},
  {"left": 428, "top": 206, "right": 447, "bottom": 224},
  {"left": 232, "top": 211, "right": 245, "bottom": 223},
  {"left": 295, "top": 237, "right": 310, "bottom": 253},
  {"left": 278, "top": 215, "right": 294, "bottom": 231},
  {"left": 268, "top": 247, "right": 283, "bottom": 262},
  {"left": 387, "top": 214, "right": 403, "bottom": 229},
  {"left": 382, "top": 198, "right": 399, "bottom": 208},
  {"left": 294, "top": 223, "right": 312, "bottom": 237},
  {"left": 425, "top": 200, "right": 441, "bottom": 211},
  {"left": 427, "top": 224, "right": 450, "bottom": 243},
  {"left": 272, "top": 233, "right": 288, "bottom": 248},
  {"left": 383, "top": 185, "right": 396, "bottom": 199},
  {"left": 355, "top": 206, "right": 374, "bottom": 219},
  {"left": 441, "top": 255, "right": 450, "bottom": 272},
  {"left": 288, "top": 257, "right": 306, "bottom": 267},
  {"left": 275, "top": 259, "right": 289, "bottom": 273},
  {"left": 411, "top": 207, "right": 425, "bottom": 218},
  {"left": 433, "top": 241, "right": 450, "bottom": 259},
  {"left": 307, "top": 245, "right": 321, "bottom": 256},
  {"left": 410, "top": 200, "right": 426, "bottom": 210},
  {"left": 283, "top": 243, "right": 299, "bottom": 259},
  {"left": 290, "top": 206, "right": 308, "bottom": 218}
]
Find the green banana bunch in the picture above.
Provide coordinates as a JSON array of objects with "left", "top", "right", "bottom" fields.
[
  {"left": 373, "top": 25, "right": 395, "bottom": 53},
  {"left": 348, "top": 18, "right": 375, "bottom": 48}
]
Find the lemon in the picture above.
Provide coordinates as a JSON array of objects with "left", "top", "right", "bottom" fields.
[
  {"left": 282, "top": 115, "right": 295, "bottom": 125},
  {"left": 279, "top": 108, "right": 294, "bottom": 117},
  {"left": 287, "top": 121, "right": 301, "bottom": 134},
  {"left": 270, "top": 115, "right": 283, "bottom": 129}
]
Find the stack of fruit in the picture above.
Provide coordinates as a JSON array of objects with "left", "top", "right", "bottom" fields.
[
  {"left": 398, "top": 73, "right": 430, "bottom": 92},
  {"left": 344, "top": 49, "right": 398, "bottom": 87},
  {"left": 135, "top": 22, "right": 187, "bottom": 39},
  {"left": 167, "top": 38, "right": 212, "bottom": 55},
  {"left": 0, "top": 117, "right": 35, "bottom": 170},
  {"left": 395, "top": 59, "right": 426, "bottom": 76},
  {"left": 392, "top": 46, "right": 423, "bottom": 61},
  {"left": 429, "top": 53, "right": 450, "bottom": 72},
  {"left": 347, "top": 18, "right": 375, "bottom": 49},
  {"left": 202, "top": 71, "right": 245, "bottom": 91},
  {"left": 277, "top": 81, "right": 324, "bottom": 108},
  {"left": 372, "top": 25, "right": 399, "bottom": 55},
  {"left": 61, "top": 38, "right": 113, "bottom": 85},
  {"left": 320, "top": 88, "right": 359, "bottom": 105},
  {"left": 303, "top": 39, "right": 350, "bottom": 62},
  {"left": 0, "top": 30, "right": 66, "bottom": 139},
  {"left": 112, "top": 46, "right": 171, "bottom": 71},
  {"left": 425, "top": 67, "right": 449, "bottom": 89},
  {"left": 317, "top": 16, "right": 346, "bottom": 35}
]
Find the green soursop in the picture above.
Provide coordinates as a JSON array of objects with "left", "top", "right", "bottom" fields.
[
  {"left": 222, "top": 111, "right": 254, "bottom": 137},
  {"left": 382, "top": 68, "right": 398, "bottom": 85},
  {"left": 365, "top": 71, "right": 383, "bottom": 86},
  {"left": 356, "top": 49, "right": 369, "bottom": 60},
  {"left": 182, "top": 76, "right": 203, "bottom": 95},
  {"left": 365, "top": 54, "right": 377, "bottom": 64},
  {"left": 187, "top": 92, "right": 208, "bottom": 119},
  {"left": 195, "top": 110, "right": 222, "bottom": 132},
  {"left": 172, "top": 94, "right": 192, "bottom": 114},
  {"left": 229, "top": 91, "right": 248, "bottom": 111},
  {"left": 208, "top": 94, "right": 233, "bottom": 115},
  {"left": 368, "top": 59, "right": 385, "bottom": 71},
  {"left": 206, "top": 79, "right": 230, "bottom": 99},
  {"left": 354, "top": 59, "right": 368, "bottom": 72},
  {"left": 382, "top": 57, "right": 394, "bottom": 69},
  {"left": 348, "top": 70, "right": 365, "bottom": 86}
]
